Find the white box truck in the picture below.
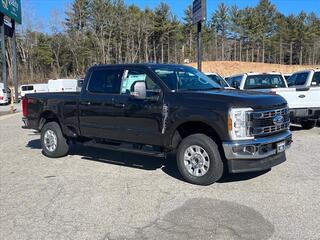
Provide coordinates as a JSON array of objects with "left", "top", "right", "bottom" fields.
[
  {"left": 48, "top": 79, "right": 80, "bottom": 92},
  {"left": 20, "top": 84, "right": 49, "bottom": 98}
]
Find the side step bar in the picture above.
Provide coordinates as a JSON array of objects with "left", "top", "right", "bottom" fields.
[{"left": 82, "top": 141, "right": 165, "bottom": 158}]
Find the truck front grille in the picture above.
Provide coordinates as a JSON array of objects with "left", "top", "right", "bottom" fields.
[{"left": 249, "top": 107, "right": 290, "bottom": 137}]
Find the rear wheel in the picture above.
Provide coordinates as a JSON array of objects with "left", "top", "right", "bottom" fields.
[
  {"left": 300, "top": 120, "right": 316, "bottom": 130},
  {"left": 176, "top": 134, "right": 224, "bottom": 185},
  {"left": 41, "top": 122, "right": 69, "bottom": 158}
]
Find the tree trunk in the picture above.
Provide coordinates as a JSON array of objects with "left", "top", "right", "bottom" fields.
[
  {"left": 262, "top": 39, "right": 265, "bottom": 63},
  {"left": 167, "top": 34, "right": 170, "bottom": 63},
  {"left": 221, "top": 37, "right": 224, "bottom": 61},
  {"left": 290, "top": 42, "right": 293, "bottom": 65},
  {"left": 299, "top": 45, "right": 303, "bottom": 65},
  {"left": 144, "top": 35, "right": 148, "bottom": 63},
  {"left": 251, "top": 45, "right": 254, "bottom": 62},
  {"left": 279, "top": 37, "right": 282, "bottom": 65},
  {"left": 153, "top": 38, "right": 156, "bottom": 62},
  {"left": 189, "top": 31, "right": 192, "bottom": 60},
  {"left": 161, "top": 41, "right": 164, "bottom": 64},
  {"left": 246, "top": 47, "right": 249, "bottom": 62},
  {"left": 239, "top": 38, "right": 242, "bottom": 62},
  {"left": 234, "top": 39, "right": 237, "bottom": 61}
]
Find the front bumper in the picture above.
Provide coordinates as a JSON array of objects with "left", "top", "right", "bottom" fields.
[{"left": 223, "top": 131, "right": 292, "bottom": 173}]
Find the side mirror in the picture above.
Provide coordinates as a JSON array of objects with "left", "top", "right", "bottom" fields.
[
  {"left": 132, "top": 81, "right": 146, "bottom": 99},
  {"left": 311, "top": 81, "right": 317, "bottom": 86}
]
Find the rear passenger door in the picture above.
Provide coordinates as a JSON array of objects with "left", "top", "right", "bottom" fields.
[{"left": 79, "top": 67, "right": 124, "bottom": 139}]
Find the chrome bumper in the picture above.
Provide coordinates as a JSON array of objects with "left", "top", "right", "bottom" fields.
[{"left": 223, "top": 131, "right": 292, "bottom": 160}]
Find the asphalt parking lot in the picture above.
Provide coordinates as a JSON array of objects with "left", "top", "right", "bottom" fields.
[{"left": 0, "top": 113, "right": 319, "bottom": 240}]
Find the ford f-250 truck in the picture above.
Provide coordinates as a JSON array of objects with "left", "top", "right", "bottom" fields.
[{"left": 22, "top": 64, "right": 292, "bottom": 185}]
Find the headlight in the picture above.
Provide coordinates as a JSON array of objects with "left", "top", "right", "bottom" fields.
[{"left": 228, "top": 107, "right": 253, "bottom": 140}]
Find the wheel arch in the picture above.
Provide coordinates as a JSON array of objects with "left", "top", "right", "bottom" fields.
[{"left": 38, "top": 110, "right": 60, "bottom": 131}]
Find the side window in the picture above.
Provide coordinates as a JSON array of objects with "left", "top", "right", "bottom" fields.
[
  {"left": 227, "top": 77, "right": 234, "bottom": 85},
  {"left": 288, "top": 72, "right": 308, "bottom": 86},
  {"left": 312, "top": 72, "right": 320, "bottom": 86},
  {"left": 88, "top": 69, "right": 123, "bottom": 94},
  {"left": 229, "top": 76, "right": 242, "bottom": 88},
  {"left": 121, "top": 69, "right": 160, "bottom": 97}
]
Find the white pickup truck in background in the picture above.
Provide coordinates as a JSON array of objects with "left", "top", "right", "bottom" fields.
[
  {"left": 226, "top": 72, "right": 288, "bottom": 91},
  {"left": 271, "top": 69, "right": 320, "bottom": 129}
]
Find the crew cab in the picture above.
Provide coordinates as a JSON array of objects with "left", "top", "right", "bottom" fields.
[
  {"left": 22, "top": 64, "right": 292, "bottom": 185},
  {"left": 271, "top": 69, "right": 320, "bottom": 129},
  {"left": 227, "top": 72, "right": 287, "bottom": 91}
]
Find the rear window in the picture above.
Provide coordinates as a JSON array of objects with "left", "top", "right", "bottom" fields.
[
  {"left": 88, "top": 69, "right": 123, "bottom": 94},
  {"left": 22, "top": 86, "right": 34, "bottom": 91},
  {"left": 287, "top": 72, "right": 309, "bottom": 87},
  {"left": 244, "top": 75, "right": 286, "bottom": 89}
]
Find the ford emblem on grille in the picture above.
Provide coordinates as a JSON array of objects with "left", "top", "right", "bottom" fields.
[{"left": 273, "top": 115, "right": 284, "bottom": 126}]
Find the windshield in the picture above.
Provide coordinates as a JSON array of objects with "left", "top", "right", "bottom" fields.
[
  {"left": 206, "top": 74, "right": 229, "bottom": 87},
  {"left": 244, "top": 74, "right": 286, "bottom": 89},
  {"left": 151, "top": 66, "right": 222, "bottom": 91}
]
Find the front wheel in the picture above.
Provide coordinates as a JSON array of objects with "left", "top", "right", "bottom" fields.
[
  {"left": 300, "top": 120, "right": 316, "bottom": 130},
  {"left": 41, "top": 122, "right": 69, "bottom": 158},
  {"left": 176, "top": 134, "right": 224, "bottom": 185}
]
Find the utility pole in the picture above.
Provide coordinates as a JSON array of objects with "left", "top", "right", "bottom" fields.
[
  {"left": 192, "top": 0, "right": 206, "bottom": 72},
  {"left": 11, "top": 19, "right": 18, "bottom": 102},
  {"left": 197, "top": 22, "right": 202, "bottom": 71},
  {"left": 0, "top": 13, "right": 6, "bottom": 91}
]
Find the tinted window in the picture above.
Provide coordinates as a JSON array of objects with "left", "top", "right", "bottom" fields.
[
  {"left": 152, "top": 66, "right": 222, "bottom": 91},
  {"left": 244, "top": 75, "right": 286, "bottom": 89},
  {"left": 228, "top": 76, "right": 242, "bottom": 88},
  {"left": 22, "top": 86, "right": 34, "bottom": 91},
  {"left": 287, "top": 72, "right": 309, "bottom": 87},
  {"left": 284, "top": 75, "right": 291, "bottom": 81},
  {"left": 88, "top": 69, "right": 123, "bottom": 93},
  {"left": 312, "top": 72, "right": 320, "bottom": 86},
  {"left": 206, "top": 74, "right": 228, "bottom": 87}
]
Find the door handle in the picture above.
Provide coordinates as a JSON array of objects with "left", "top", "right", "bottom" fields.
[
  {"left": 114, "top": 102, "right": 125, "bottom": 108},
  {"left": 298, "top": 95, "right": 306, "bottom": 98},
  {"left": 80, "top": 101, "right": 91, "bottom": 106}
]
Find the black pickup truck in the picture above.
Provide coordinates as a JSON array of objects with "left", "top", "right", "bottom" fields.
[{"left": 22, "top": 64, "right": 292, "bottom": 185}]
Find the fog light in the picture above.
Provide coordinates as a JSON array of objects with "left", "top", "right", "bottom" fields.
[
  {"left": 244, "top": 146, "right": 256, "bottom": 154},
  {"left": 232, "top": 145, "right": 257, "bottom": 155}
]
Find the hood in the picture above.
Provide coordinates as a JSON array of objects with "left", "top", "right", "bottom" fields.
[{"left": 180, "top": 89, "right": 287, "bottom": 110}]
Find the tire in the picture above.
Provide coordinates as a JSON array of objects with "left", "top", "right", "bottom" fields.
[
  {"left": 176, "top": 134, "right": 224, "bottom": 185},
  {"left": 41, "top": 122, "right": 69, "bottom": 158},
  {"left": 300, "top": 120, "right": 316, "bottom": 130}
]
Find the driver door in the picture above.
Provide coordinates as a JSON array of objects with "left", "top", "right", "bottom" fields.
[{"left": 111, "top": 67, "right": 164, "bottom": 146}]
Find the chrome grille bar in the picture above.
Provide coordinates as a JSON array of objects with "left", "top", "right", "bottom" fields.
[{"left": 249, "top": 107, "right": 290, "bottom": 137}]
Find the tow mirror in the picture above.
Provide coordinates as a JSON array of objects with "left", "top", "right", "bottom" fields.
[{"left": 132, "top": 81, "right": 146, "bottom": 99}]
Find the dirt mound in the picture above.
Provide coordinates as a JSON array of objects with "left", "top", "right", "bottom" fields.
[{"left": 187, "top": 61, "right": 320, "bottom": 77}]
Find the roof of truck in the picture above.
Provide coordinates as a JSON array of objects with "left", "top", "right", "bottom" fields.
[
  {"left": 228, "top": 72, "right": 283, "bottom": 78},
  {"left": 90, "top": 63, "right": 193, "bottom": 69}
]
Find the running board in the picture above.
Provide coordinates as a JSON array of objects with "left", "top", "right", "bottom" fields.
[{"left": 82, "top": 141, "right": 165, "bottom": 157}]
